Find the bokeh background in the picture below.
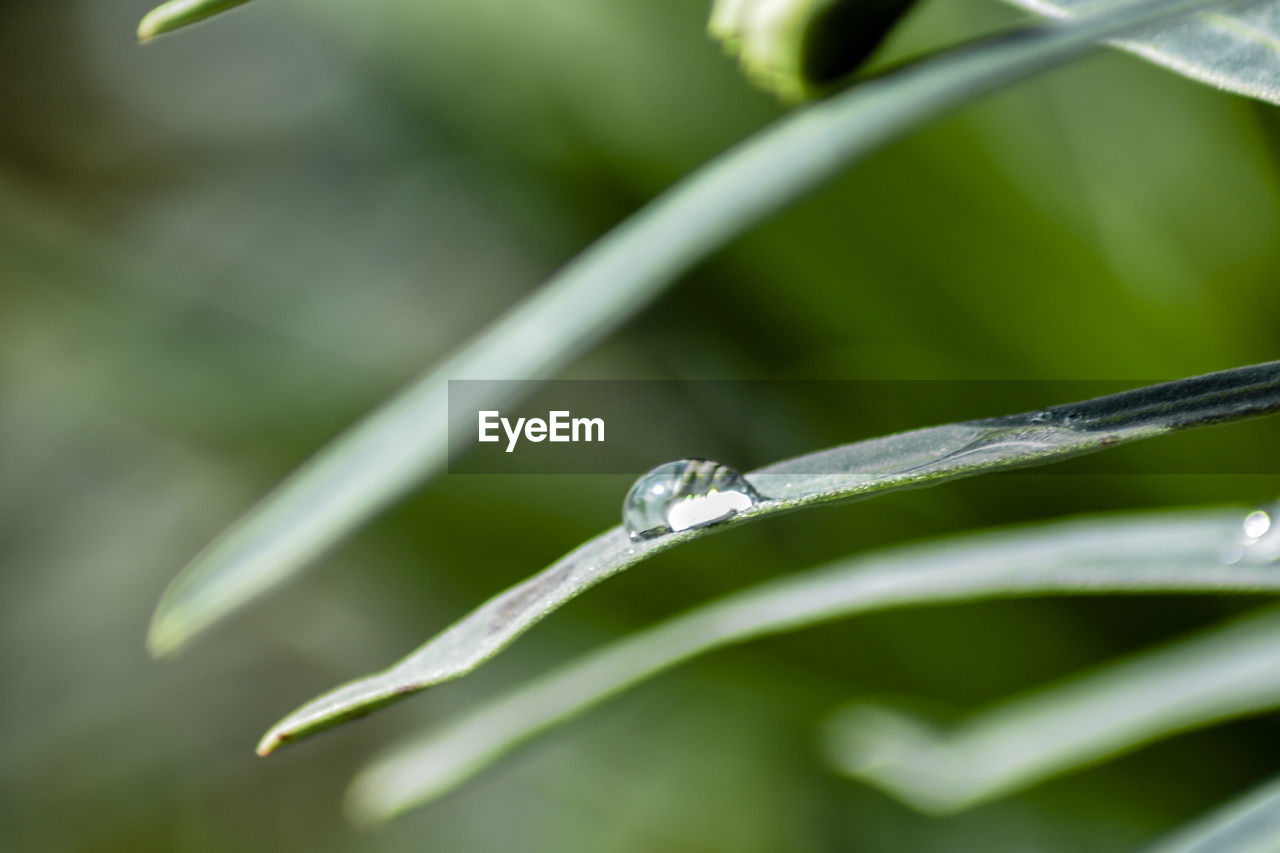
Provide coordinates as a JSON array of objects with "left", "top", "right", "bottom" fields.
[{"left": 4, "top": 0, "right": 1280, "bottom": 850}]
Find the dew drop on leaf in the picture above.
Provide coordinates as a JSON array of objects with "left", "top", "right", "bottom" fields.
[
  {"left": 623, "top": 458, "right": 762, "bottom": 541},
  {"left": 1224, "top": 504, "right": 1280, "bottom": 565}
]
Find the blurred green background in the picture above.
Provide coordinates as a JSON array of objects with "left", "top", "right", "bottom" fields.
[{"left": 3, "top": 0, "right": 1280, "bottom": 850}]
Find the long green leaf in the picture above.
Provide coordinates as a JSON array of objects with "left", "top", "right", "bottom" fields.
[
  {"left": 1006, "top": 0, "right": 1280, "bottom": 106},
  {"left": 148, "top": 0, "right": 1230, "bottom": 658},
  {"left": 1149, "top": 773, "right": 1280, "bottom": 852},
  {"left": 341, "top": 507, "right": 1280, "bottom": 824},
  {"left": 256, "top": 362, "right": 1280, "bottom": 755},
  {"left": 823, "top": 602, "right": 1280, "bottom": 813},
  {"left": 137, "top": 0, "right": 255, "bottom": 42}
]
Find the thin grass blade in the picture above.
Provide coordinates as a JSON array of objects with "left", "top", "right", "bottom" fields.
[
  {"left": 1148, "top": 774, "right": 1280, "bottom": 852},
  {"left": 137, "top": 0, "right": 255, "bottom": 42},
  {"left": 256, "top": 362, "right": 1280, "bottom": 755},
  {"left": 824, "top": 604, "right": 1280, "bottom": 813},
  {"left": 147, "top": 0, "right": 1227, "bottom": 658},
  {"left": 1006, "top": 0, "right": 1280, "bottom": 105}
]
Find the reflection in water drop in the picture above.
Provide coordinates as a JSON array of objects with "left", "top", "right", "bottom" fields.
[
  {"left": 1243, "top": 510, "right": 1271, "bottom": 541},
  {"left": 623, "top": 458, "right": 762, "bottom": 541},
  {"left": 1225, "top": 504, "right": 1280, "bottom": 565}
]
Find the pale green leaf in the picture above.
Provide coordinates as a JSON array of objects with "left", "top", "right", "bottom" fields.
[
  {"left": 1006, "top": 0, "right": 1280, "bottom": 105},
  {"left": 344, "top": 507, "right": 1280, "bottom": 824},
  {"left": 137, "top": 0, "right": 255, "bottom": 42},
  {"left": 824, "top": 600, "right": 1280, "bottom": 812},
  {"left": 1149, "top": 773, "right": 1280, "bottom": 852},
  {"left": 148, "top": 0, "right": 1229, "bottom": 658},
  {"left": 256, "top": 362, "right": 1280, "bottom": 755},
  {"left": 708, "top": 0, "right": 919, "bottom": 101}
]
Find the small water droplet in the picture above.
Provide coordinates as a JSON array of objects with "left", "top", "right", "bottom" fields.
[
  {"left": 1243, "top": 510, "right": 1271, "bottom": 541},
  {"left": 623, "top": 458, "right": 762, "bottom": 541},
  {"left": 1225, "top": 504, "right": 1280, "bottom": 566}
]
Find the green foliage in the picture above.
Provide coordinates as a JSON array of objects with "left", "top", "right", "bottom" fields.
[
  {"left": 1001, "top": 0, "right": 1280, "bottom": 106},
  {"left": 344, "top": 508, "right": 1280, "bottom": 823},
  {"left": 137, "top": 0, "right": 255, "bottom": 42},
  {"left": 709, "top": 0, "right": 920, "bottom": 100},
  {"left": 13, "top": 0, "right": 1278, "bottom": 848},
  {"left": 147, "top": 0, "right": 1229, "bottom": 660},
  {"left": 257, "top": 364, "right": 1280, "bottom": 755},
  {"left": 825, "top": 603, "right": 1280, "bottom": 812},
  {"left": 1149, "top": 773, "right": 1280, "bottom": 852}
]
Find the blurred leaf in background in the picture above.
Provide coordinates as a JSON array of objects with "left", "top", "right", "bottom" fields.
[
  {"left": 137, "top": 0, "right": 255, "bottom": 42},
  {"left": 3, "top": 0, "right": 1280, "bottom": 851}
]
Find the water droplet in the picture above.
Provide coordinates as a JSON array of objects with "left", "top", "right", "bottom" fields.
[
  {"left": 1225, "top": 504, "right": 1280, "bottom": 566},
  {"left": 623, "top": 458, "right": 762, "bottom": 541},
  {"left": 1243, "top": 510, "right": 1271, "bottom": 541}
]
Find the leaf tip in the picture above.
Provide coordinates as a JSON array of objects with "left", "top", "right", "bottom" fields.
[
  {"left": 345, "top": 760, "right": 441, "bottom": 829},
  {"left": 137, "top": 0, "right": 256, "bottom": 43},
  {"left": 343, "top": 783, "right": 391, "bottom": 830},
  {"left": 143, "top": 533, "right": 265, "bottom": 659},
  {"left": 136, "top": 6, "right": 173, "bottom": 43},
  {"left": 145, "top": 611, "right": 186, "bottom": 659},
  {"left": 257, "top": 696, "right": 341, "bottom": 756},
  {"left": 256, "top": 728, "right": 286, "bottom": 756}
]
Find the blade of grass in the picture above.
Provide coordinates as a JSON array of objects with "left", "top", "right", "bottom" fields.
[
  {"left": 137, "top": 0, "right": 255, "bottom": 42},
  {"left": 823, "top": 602, "right": 1280, "bottom": 813},
  {"left": 1148, "top": 773, "right": 1280, "bottom": 852},
  {"left": 256, "top": 362, "right": 1280, "bottom": 755},
  {"left": 340, "top": 507, "right": 1280, "bottom": 824},
  {"left": 1006, "top": 0, "right": 1280, "bottom": 105},
  {"left": 148, "top": 0, "right": 1234, "bottom": 658}
]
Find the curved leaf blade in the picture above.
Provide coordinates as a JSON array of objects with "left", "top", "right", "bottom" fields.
[
  {"left": 343, "top": 508, "right": 1280, "bottom": 823},
  {"left": 257, "top": 362, "right": 1280, "bottom": 755},
  {"left": 823, "top": 603, "right": 1280, "bottom": 813},
  {"left": 1149, "top": 773, "right": 1280, "bottom": 852},
  {"left": 137, "top": 0, "right": 255, "bottom": 42},
  {"left": 147, "top": 0, "right": 1224, "bottom": 657},
  {"left": 1006, "top": 0, "right": 1280, "bottom": 105}
]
